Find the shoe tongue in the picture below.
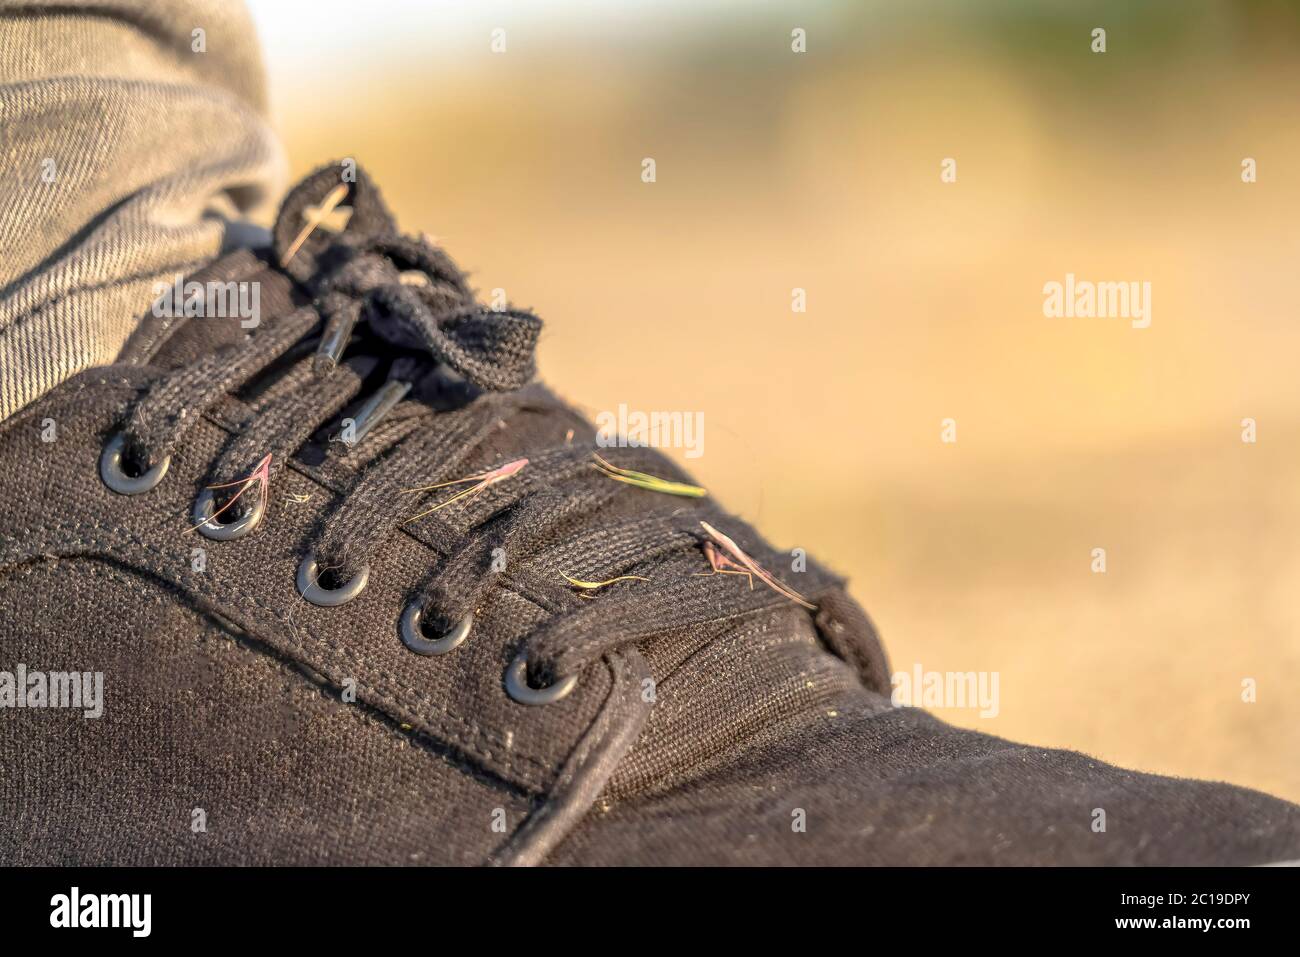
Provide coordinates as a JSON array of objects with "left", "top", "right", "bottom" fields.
[{"left": 116, "top": 248, "right": 303, "bottom": 370}]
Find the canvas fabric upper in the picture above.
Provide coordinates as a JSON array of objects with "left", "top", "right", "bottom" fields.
[
  {"left": 1, "top": 238, "right": 1298, "bottom": 865},
  {"left": 1, "top": 0, "right": 1299, "bottom": 868}
]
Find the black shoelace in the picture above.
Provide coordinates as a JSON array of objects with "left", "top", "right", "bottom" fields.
[{"left": 105, "top": 164, "right": 828, "bottom": 704}]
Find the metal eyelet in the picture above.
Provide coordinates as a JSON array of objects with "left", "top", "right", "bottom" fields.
[
  {"left": 400, "top": 603, "right": 472, "bottom": 656},
  {"left": 296, "top": 552, "right": 369, "bottom": 607},
  {"left": 505, "top": 653, "right": 578, "bottom": 706},
  {"left": 193, "top": 486, "right": 264, "bottom": 541},
  {"left": 100, "top": 433, "right": 170, "bottom": 495}
]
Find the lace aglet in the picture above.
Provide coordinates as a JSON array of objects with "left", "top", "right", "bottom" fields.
[
  {"left": 314, "top": 309, "right": 358, "bottom": 376},
  {"left": 333, "top": 379, "right": 411, "bottom": 453}
]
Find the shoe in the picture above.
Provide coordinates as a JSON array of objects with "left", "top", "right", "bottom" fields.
[{"left": 2, "top": 161, "right": 1297, "bottom": 865}]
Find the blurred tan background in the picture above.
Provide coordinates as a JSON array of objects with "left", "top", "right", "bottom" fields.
[{"left": 248, "top": 0, "right": 1300, "bottom": 802}]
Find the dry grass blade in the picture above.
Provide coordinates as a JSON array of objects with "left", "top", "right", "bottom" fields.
[
  {"left": 698, "top": 520, "right": 816, "bottom": 610},
  {"left": 402, "top": 457, "right": 528, "bottom": 522},
  {"left": 561, "top": 572, "right": 650, "bottom": 592},
  {"left": 280, "top": 183, "right": 349, "bottom": 267},
  {"left": 591, "top": 452, "right": 707, "bottom": 498},
  {"left": 188, "top": 453, "right": 272, "bottom": 533}
]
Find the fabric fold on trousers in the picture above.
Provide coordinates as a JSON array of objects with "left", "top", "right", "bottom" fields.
[{"left": 0, "top": 0, "right": 284, "bottom": 420}]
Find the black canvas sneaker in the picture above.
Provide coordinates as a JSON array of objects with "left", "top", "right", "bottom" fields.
[{"left": 2, "top": 162, "right": 1298, "bottom": 866}]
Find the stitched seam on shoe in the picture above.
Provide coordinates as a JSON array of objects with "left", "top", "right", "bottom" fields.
[
  {"left": 6, "top": 556, "right": 535, "bottom": 801},
  {"left": 0, "top": 522, "right": 556, "bottom": 790}
]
